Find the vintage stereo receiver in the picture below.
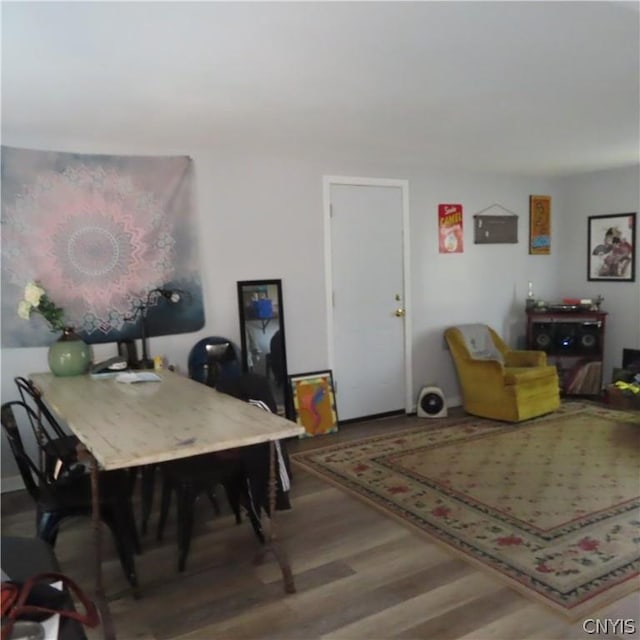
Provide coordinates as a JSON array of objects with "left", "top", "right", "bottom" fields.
[{"left": 531, "top": 320, "right": 601, "bottom": 354}]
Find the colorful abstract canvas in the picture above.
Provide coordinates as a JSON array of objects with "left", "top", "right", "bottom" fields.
[
  {"left": 1, "top": 146, "right": 204, "bottom": 346},
  {"left": 289, "top": 370, "right": 339, "bottom": 438}
]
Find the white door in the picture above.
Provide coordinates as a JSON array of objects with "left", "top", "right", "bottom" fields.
[{"left": 325, "top": 178, "right": 411, "bottom": 421}]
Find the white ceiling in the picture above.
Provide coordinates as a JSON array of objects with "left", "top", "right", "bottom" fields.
[{"left": 2, "top": 1, "right": 639, "bottom": 176}]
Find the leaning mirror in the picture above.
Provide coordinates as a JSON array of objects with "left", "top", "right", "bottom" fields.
[{"left": 237, "top": 279, "right": 291, "bottom": 418}]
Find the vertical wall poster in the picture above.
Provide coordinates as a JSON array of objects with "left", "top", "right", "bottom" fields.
[
  {"left": 438, "top": 204, "right": 463, "bottom": 253},
  {"left": 529, "top": 195, "right": 551, "bottom": 255}
]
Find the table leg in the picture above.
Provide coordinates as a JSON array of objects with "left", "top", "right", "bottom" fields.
[
  {"left": 85, "top": 451, "right": 116, "bottom": 640},
  {"left": 257, "top": 441, "right": 296, "bottom": 594}
]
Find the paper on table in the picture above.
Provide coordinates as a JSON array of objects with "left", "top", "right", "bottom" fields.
[{"left": 115, "top": 372, "right": 161, "bottom": 384}]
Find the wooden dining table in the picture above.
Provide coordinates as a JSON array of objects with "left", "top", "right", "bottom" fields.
[{"left": 30, "top": 369, "right": 304, "bottom": 640}]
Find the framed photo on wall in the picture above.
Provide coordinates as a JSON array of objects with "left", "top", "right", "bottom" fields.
[
  {"left": 588, "top": 212, "right": 636, "bottom": 282},
  {"left": 529, "top": 195, "right": 551, "bottom": 254},
  {"left": 288, "top": 370, "right": 338, "bottom": 438}
]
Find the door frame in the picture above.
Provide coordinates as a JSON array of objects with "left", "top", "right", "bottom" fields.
[{"left": 322, "top": 175, "right": 413, "bottom": 415}]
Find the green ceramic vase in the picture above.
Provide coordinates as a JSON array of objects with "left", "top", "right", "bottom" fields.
[{"left": 48, "top": 327, "right": 92, "bottom": 377}]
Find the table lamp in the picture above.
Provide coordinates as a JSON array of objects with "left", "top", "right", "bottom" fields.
[{"left": 131, "top": 288, "right": 184, "bottom": 369}]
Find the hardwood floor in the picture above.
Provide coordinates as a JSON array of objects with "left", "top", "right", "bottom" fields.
[{"left": 2, "top": 413, "right": 638, "bottom": 640}]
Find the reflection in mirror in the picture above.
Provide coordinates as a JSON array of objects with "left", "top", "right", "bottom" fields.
[{"left": 237, "top": 279, "right": 291, "bottom": 418}]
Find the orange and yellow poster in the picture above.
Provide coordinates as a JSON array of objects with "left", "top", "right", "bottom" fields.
[
  {"left": 290, "top": 370, "right": 338, "bottom": 438},
  {"left": 438, "top": 204, "right": 463, "bottom": 253},
  {"left": 529, "top": 195, "right": 551, "bottom": 255}
]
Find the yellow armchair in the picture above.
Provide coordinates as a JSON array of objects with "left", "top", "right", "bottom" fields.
[{"left": 444, "top": 324, "right": 560, "bottom": 422}]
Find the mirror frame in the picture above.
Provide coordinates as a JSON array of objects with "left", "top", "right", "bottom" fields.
[{"left": 237, "top": 279, "right": 292, "bottom": 418}]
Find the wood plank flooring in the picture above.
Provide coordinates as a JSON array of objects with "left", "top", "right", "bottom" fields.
[{"left": 2, "top": 413, "right": 638, "bottom": 640}]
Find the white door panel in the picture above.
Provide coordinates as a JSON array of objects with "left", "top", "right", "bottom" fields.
[{"left": 329, "top": 181, "right": 408, "bottom": 421}]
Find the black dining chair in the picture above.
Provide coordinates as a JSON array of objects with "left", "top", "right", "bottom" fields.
[
  {"left": 155, "top": 451, "right": 252, "bottom": 572},
  {"left": 154, "top": 373, "right": 285, "bottom": 572},
  {"left": 15, "top": 377, "right": 142, "bottom": 554},
  {"left": 216, "top": 373, "right": 294, "bottom": 514},
  {"left": 1, "top": 401, "right": 140, "bottom": 590},
  {"left": 14, "top": 377, "right": 82, "bottom": 482},
  {"left": 188, "top": 335, "right": 242, "bottom": 387},
  {"left": 137, "top": 336, "right": 242, "bottom": 536}
]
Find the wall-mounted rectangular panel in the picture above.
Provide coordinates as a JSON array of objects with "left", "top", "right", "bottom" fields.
[{"left": 473, "top": 215, "right": 518, "bottom": 244}]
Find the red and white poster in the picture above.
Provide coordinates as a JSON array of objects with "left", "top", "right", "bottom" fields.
[{"left": 438, "top": 204, "right": 463, "bottom": 253}]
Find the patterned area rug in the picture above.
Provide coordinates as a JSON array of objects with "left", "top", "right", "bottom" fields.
[{"left": 292, "top": 403, "right": 640, "bottom": 617}]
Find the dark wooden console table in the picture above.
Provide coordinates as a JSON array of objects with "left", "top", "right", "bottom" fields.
[{"left": 526, "top": 309, "right": 607, "bottom": 396}]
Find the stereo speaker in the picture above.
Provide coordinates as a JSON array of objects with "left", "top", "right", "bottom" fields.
[
  {"left": 577, "top": 323, "right": 600, "bottom": 351},
  {"left": 417, "top": 386, "right": 447, "bottom": 418},
  {"left": 531, "top": 322, "right": 554, "bottom": 351}
]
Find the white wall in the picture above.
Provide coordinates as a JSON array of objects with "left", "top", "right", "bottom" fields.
[
  {"left": 553, "top": 165, "right": 640, "bottom": 380},
  {"left": 2, "top": 133, "right": 636, "bottom": 486}
]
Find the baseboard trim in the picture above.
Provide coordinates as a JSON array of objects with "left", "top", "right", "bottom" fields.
[
  {"left": 340, "top": 409, "right": 405, "bottom": 425},
  {"left": 447, "top": 395, "right": 462, "bottom": 408},
  {"left": 340, "top": 395, "right": 463, "bottom": 424},
  {"left": 1, "top": 475, "right": 25, "bottom": 494}
]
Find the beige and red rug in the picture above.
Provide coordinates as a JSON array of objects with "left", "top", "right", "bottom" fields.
[{"left": 292, "top": 403, "right": 640, "bottom": 617}]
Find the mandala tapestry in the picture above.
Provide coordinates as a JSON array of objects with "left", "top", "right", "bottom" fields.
[{"left": 1, "top": 146, "right": 205, "bottom": 347}]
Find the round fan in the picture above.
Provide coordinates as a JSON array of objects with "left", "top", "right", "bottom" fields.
[{"left": 417, "top": 386, "right": 447, "bottom": 418}]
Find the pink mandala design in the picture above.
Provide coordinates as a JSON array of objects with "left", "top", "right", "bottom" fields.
[{"left": 4, "top": 164, "right": 175, "bottom": 335}]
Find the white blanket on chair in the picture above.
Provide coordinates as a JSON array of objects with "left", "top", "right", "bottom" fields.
[{"left": 456, "top": 324, "right": 504, "bottom": 362}]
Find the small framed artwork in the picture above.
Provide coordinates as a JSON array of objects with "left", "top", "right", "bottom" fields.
[
  {"left": 288, "top": 370, "right": 338, "bottom": 438},
  {"left": 529, "top": 195, "right": 551, "bottom": 254},
  {"left": 588, "top": 213, "right": 636, "bottom": 282}
]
